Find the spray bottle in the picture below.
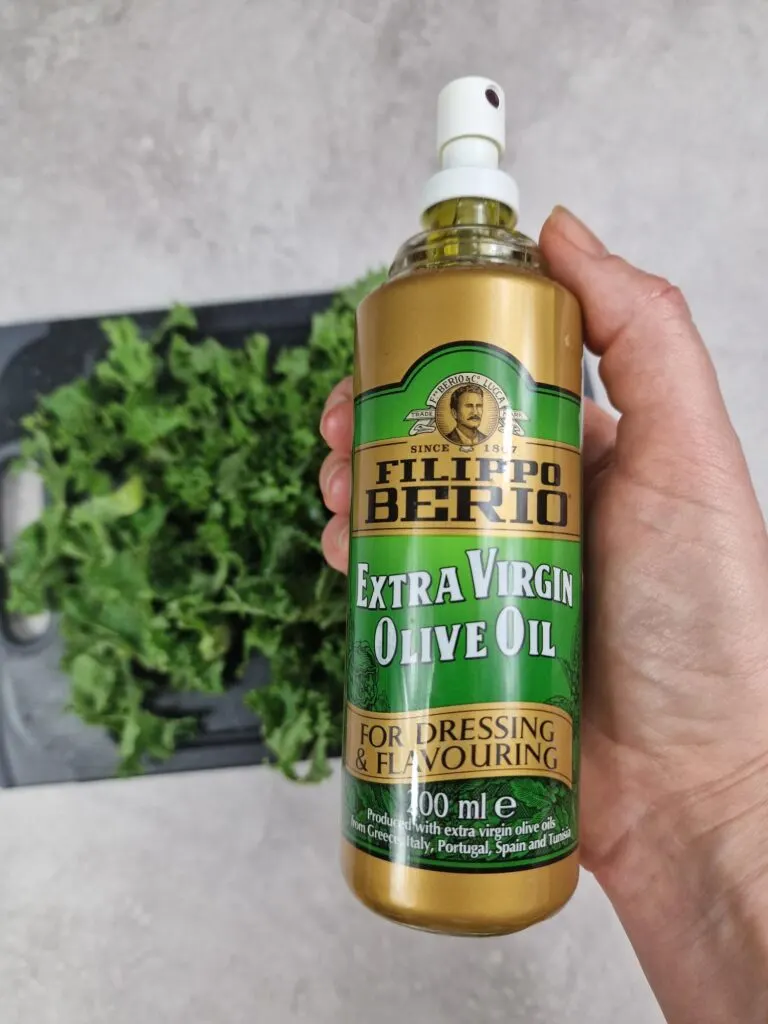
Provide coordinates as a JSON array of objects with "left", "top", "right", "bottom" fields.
[{"left": 342, "top": 77, "right": 583, "bottom": 935}]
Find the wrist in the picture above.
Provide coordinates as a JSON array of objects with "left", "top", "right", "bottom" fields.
[{"left": 597, "top": 758, "right": 768, "bottom": 1023}]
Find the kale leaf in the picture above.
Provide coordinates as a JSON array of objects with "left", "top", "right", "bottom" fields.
[{"left": 5, "top": 273, "right": 386, "bottom": 780}]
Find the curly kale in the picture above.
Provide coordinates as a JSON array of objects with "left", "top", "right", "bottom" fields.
[{"left": 5, "top": 273, "right": 386, "bottom": 780}]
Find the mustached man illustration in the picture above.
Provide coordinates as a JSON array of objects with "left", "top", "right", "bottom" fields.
[{"left": 444, "top": 384, "right": 488, "bottom": 446}]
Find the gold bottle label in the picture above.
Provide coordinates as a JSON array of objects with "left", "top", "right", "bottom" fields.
[{"left": 344, "top": 268, "right": 582, "bottom": 874}]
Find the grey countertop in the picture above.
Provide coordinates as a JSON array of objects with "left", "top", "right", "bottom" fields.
[
  {"left": 0, "top": 767, "right": 663, "bottom": 1023},
  {"left": 1, "top": 1, "right": 767, "bottom": 1021}
]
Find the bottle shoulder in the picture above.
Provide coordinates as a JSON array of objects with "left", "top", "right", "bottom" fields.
[
  {"left": 380, "top": 223, "right": 576, "bottom": 301},
  {"left": 361, "top": 232, "right": 577, "bottom": 314},
  {"left": 390, "top": 223, "right": 542, "bottom": 276}
]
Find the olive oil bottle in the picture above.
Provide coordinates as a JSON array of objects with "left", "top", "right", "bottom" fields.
[{"left": 342, "top": 77, "right": 583, "bottom": 935}]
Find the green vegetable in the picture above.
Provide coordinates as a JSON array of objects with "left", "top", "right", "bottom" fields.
[{"left": 5, "top": 273, "right": 386, "bottom": 779}]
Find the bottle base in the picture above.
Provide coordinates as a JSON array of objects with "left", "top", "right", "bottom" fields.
[{"left": 341, "top": 840, "right": 579, "bottom": 937}]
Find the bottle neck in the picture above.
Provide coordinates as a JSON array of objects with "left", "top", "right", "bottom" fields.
[
  {"left": 421, "top": 198, "right": 518, "bottom": 231},
  {"left": 389, "top": 197, "right": 542, "bottom": 279}
]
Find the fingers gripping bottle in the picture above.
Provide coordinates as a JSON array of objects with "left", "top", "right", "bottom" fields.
[{"left": 342, "top": 77, "right": 583, "bottom": 935}]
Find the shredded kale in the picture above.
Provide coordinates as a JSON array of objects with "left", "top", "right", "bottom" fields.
[{"left": 5, "top": 273, "right": 386, "bottom": 780}]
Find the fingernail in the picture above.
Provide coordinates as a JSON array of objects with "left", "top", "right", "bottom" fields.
[
  {"left": 324, "top": 462, "right": 343, "bottom": 501},
  {"left": 320, "top": 397, "right": 350, "bottom": 443},
  {"left": 319, "top": 407, "right": 337, "bottom": 443},
  {"left": 322, "top": 388, "right": 350, "bottom": 417},
  {"left": 551, "top": 206, "right": 608, "bottom": 257},
  {"left": 338, "top": 522, "right": 349, "bottom": 549}
]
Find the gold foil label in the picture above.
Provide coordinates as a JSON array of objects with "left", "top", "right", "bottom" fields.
[
  {"left": 345, "top": 701, "right": 573, "bottom": 788},
  {"left": 354, "top": 267, "right": 583, "bottom": 398},
  {"left": 352, "top": 436, "right": 580, "bottom": 540}
]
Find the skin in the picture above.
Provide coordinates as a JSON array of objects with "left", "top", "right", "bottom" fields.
[
  {"left": 452, "top": 389, "right": 484, "bottom": 439},
  {"left": 319, "top": 206, "right": 768, "bottom": 1022}
]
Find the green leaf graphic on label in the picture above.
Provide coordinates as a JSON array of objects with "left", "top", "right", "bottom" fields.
[{"left": 348, "top": 641, "right": 389, "bottom": 712}]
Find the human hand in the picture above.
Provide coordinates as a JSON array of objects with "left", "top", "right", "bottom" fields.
[{"left": 320, "top": 207, "right": 768, "bottom": 1020}]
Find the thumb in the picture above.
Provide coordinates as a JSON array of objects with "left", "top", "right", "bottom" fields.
[
  {"left": 540, "top": 207, "right": 760, "bottom": 522},
  {"left": 540, "top": 206, "right": 723, "bottom": 427}
]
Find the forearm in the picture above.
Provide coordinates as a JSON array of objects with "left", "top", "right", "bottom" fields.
[{"left": 597, "top": 762, "right": 768, "bottom": 1023}]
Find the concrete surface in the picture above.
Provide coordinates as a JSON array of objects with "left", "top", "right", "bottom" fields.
[
  {"left": 1, "top": 0, "right": 767, "bottom": 1021},
  {"left": 0, "top": 767, "right": 662, "bottom": 1024}
]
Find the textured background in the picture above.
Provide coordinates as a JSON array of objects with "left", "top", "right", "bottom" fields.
[{"left": 1, "top": 1, "right": 767, "bottom": 1021}]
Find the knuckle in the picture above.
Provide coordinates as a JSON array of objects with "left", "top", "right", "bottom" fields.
[
  {"left": 602, "top": 253, "right": 628, "bottom": 275},
  {"left": 603, "top": 254, "right": 691, "bottom": 323},
  {"left": 645, "top": 278, "right": 690, "bottom": 321}
]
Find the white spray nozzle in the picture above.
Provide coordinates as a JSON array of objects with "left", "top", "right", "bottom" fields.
[{"left": 421, "top": 76, "right": 519, "bottom": 217}]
